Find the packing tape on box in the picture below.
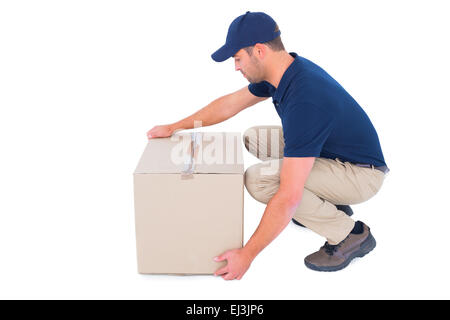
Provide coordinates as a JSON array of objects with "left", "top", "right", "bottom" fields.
[{"left": 181, "top": 132, "right": 201, "bottom": 179}]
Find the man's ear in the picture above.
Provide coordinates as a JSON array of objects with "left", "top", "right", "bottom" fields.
[{"left": 254, "top": 43, "right": 267, "bottom": 59}]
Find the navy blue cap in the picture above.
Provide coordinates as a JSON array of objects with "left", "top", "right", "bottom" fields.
[{"left": 211, "top": 11, "right": 281, "bottom": 62}]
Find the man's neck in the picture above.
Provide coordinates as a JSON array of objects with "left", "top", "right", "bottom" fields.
[{"left": 264, "top": 51, "right": 295, "bottom": 89}]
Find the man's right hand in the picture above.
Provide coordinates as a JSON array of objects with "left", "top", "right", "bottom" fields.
[{"left": 147, "top": 124, "right": 174, "bottom": 139}]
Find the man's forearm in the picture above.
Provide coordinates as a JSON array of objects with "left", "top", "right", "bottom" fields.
[
  {"left": 170, "top": 94, "right": 233, "bottom": 132},
  {"left": 243, "top": 191, "right": 301, "bottom": 260}
]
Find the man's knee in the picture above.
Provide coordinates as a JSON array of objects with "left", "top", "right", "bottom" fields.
[
  {"left": 244, "top": 162, "right": 280, "bottom": 204},
  {"left": 242, "top": 125, "right": 283, "bottom": 156},
  {"left": 244, "top": 164, "right": 263, "bottom": 202},
  {"left": 242, "top": 126, "right": 259, "bottom": 152}
]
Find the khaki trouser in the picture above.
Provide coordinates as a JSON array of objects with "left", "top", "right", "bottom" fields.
[{"left": 243, "top": 126, "right": 386, "bottom": 245}]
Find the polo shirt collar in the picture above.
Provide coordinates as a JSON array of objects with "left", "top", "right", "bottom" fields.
[{"left": 272, "top": 52, "right": 301, "bottom": 103}]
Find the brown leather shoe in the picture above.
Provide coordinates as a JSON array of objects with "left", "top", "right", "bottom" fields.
[{"left": 304, "top": 221, "right": 376, "bottom": 272}]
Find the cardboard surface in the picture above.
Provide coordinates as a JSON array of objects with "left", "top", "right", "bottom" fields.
[
  {"left": 134, "top": 132, "right": 244, "bottom": 174},
  {"left": 133, "top": 132, "right": 244, "bottom": 274}
]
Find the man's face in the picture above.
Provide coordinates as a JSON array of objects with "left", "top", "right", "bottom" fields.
[{"left": 233, "top": 48, "right": 264, "bottom": 84}]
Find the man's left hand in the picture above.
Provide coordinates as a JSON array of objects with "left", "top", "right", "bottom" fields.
[{"left": 214, "top": 248, "right": 254, "bottom": 280}]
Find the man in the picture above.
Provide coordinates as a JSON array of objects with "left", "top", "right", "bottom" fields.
[{"left": 147, "top": 11, "right": 389, "bottom": 280}]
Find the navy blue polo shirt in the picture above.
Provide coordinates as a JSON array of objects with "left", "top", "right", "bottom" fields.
[{"left": 248, "top": 52, "right": 387, "bottom": 167}]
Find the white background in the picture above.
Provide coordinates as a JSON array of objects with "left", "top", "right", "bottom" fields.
[{"left": 1, "top": 0, "right": 449, "bottom": 299}]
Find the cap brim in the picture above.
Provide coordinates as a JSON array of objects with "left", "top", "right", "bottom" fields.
[{"left": 211, "top": 43, "right": 236, "bottom": 62}]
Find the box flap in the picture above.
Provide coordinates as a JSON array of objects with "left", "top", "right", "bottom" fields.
[{"left": 134, "top": 132, "right": 244, "bottom": 174}]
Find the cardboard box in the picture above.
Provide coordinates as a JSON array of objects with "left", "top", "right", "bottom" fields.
[{"left": 133, "top": 132, "right": 244, "bottom": 274}]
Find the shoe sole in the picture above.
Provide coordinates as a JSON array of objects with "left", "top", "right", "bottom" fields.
[{"left": 304, "top": 232, "right": 377, "bottom": 272}]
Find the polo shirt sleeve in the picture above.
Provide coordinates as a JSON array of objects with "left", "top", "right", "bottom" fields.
[
  {"left": 282, "top": 102, "right": 337, "bottom": 157},
  {"left": 248, "top": 81, "right": 272, "bottom": 97}
]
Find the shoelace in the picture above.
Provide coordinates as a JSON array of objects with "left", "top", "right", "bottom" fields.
[
  {"left": 323, "top": 225, "right": 365, "bottom": 256},
  {"left": 324, "top": 241, "right": 345, "bottom": 256}
]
